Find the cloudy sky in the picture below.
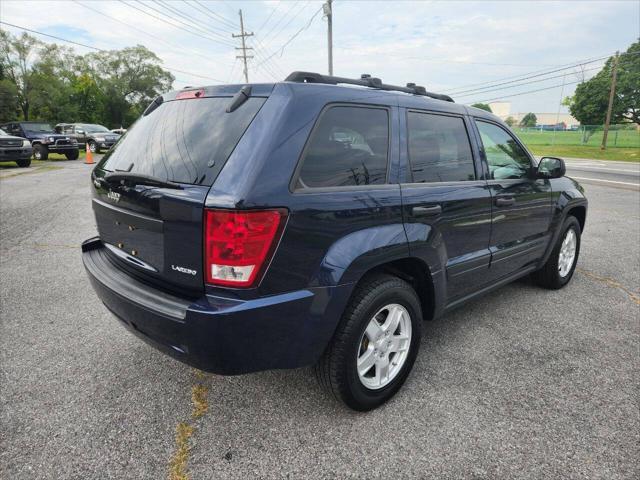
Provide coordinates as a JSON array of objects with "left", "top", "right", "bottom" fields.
[{"left": 1, "top": 0, "right": 638, "bottom": 114}]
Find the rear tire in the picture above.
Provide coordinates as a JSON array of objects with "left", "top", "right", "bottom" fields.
[
  {"left": 33, "top": 144, "right": 48, "bottom": 160},
  {"left": 16, "top": 158, "right": 31, "bottom": 168},
  {"left": 65, "top": 149, "right": 79, "bottom": 160},
  {"left": 532, "top": 216, "right": 581, "bottom": 289},
  {"left": 315, "top": 274, "right": 422, "bottom": 411}
]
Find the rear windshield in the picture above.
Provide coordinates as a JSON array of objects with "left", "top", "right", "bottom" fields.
[{"left": 100, "top": 97, "right": 266, "bottom": 185}]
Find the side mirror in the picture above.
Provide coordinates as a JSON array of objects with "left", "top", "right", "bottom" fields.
[{"left": 537, "top": 157, "right": 566, "bottom": 179}]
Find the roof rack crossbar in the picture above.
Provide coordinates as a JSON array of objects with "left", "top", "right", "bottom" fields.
[{"left": 284, "top": 71, "right": 454, "bottom": 103}]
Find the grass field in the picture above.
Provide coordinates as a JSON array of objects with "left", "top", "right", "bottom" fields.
[
  {"left": 528, "top": 145, "right": 639, "bottom": 162},
  {"left": 513, "top": 127, "right": 639, "bottom": 162},
  {"left": 514, "top": 127, "right": 639, "bottom": 148}
]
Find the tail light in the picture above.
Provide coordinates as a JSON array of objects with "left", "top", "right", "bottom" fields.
[{"left": 204, "top": 209, "right": 287, "bottom": 288}]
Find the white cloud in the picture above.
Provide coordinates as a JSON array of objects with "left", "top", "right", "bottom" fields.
[{"left": 1, "top": 0, "right": 637, "bottom": 112}]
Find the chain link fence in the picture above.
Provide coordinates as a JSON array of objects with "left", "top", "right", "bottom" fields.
[{"left": 513, "top": 124, "right": 639, "bottom": 148}]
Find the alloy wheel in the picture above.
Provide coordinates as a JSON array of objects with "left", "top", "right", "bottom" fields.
[
  {"left": 356, "top": 304, "right": 412, "bottom": 390},
  {"left": 558, "top": 228, "right": 577, "bottom": 277}
]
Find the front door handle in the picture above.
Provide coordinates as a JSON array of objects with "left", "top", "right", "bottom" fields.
[
  {"left": 412, "top": 205, "right": 442, "bottom": 217},
  {"left": 495, "top": 196, "right": 515, "bottom": 207}
]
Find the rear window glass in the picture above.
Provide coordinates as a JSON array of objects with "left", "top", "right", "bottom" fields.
[
  {"left": 296, "top": 106, "right": 389, "bottom": 189},
  {"left": 100, "top": 97, "right": 266, "bottom": 186},
  {"left": 407, "top": 112, "right": 475, "bottom": 183}
]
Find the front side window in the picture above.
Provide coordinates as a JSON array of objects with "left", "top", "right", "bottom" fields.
[
  {"left": 296, "top": 106, "right": 389, "bottom": 189},
  {"left": 475, "top": 121, "right": 531, "bottom": 180},
  {"left": 407, "top": 112, "right": 475, "bottom": 183}
]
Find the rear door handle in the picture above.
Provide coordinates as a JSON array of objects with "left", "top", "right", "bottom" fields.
[
  {"left": 495, "top": 196, "right": 515, "bottom": 207},
  {"left": 412, "top": 205, "right": 442, "bottom": 217}
]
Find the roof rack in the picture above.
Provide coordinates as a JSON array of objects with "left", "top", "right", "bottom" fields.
[{"left": 285, "top": 71, "right": 454, "bottom": 103}]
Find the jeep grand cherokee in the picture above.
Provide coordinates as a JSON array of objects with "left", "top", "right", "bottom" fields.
[{"left": 82, "top": 73, "right": 587, "bottom": 411}]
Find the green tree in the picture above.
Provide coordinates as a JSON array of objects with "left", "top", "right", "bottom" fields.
[
  {"left": 29, "top": 43, "right": 80, "bottom": 123},
  {"left": 86, "top": 45, "right": 174, "bottom": 127},
  {"left": 520, "top": 112, "right": 537, "bottom": 127},
  {"left": 0, "top": 31, "right": 175, "bottom": 128},
  {"left": 471, "top": 103, "right": 492, "bottom": 112},
  {"left": 0, "top": 31, "right": 40, "bottom": 120},
  {"left": 568, "top": 40, "right": 640, "bottom": 125},
  {"left": 504, "top": 116, "right": 517, "bottom": 127}
]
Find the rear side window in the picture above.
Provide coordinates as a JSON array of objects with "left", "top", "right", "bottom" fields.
[
  {"left": 100, "top": 97, "right": 266, "bottom": 186},
  {"left": 295, "top": 106, "right": 389, "bottom": 189},
  {"left": 407, "top": 112, "right": 475, "bottom": 183}
]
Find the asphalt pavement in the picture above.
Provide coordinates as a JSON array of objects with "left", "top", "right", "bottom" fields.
[
  {"left": 564, "top": 158, "right": 640, "bottom": 190},
  {"left": 1, "top": 159, "right": 638, "bottom": 479}
]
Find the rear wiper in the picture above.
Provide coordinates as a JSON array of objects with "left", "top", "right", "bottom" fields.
[
  {"left": 226, "top": 85, "right": 252, "bottom": 113},
  {"left": 104, "top": 172, "right": 183, "bottom": 190}
]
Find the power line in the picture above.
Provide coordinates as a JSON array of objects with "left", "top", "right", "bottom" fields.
[
  {"left": 448, "top": 56, "right": 611, "bottom": 95},
  {"left": 191, "top": 0, "right": 238, "bottom": 30},
  {"left": 443, "top": 54, "right": 615, "bottom": 94},
  {"left": 140, "top": 0, "right": 236, "bottom": 45},
  {"left": 72, "top": 0, "right": 226, "bottom": 66},
  {"left": 0, "top": 21, "right": 225, "bottom": 83},
  {"left": 466, "top": 78, "right": 590, "bottom": 104},
  {"left": 117, "top": 0, "right": 236, "bottom": 48},
  {"left": 255, "top": 0, "right": 280, "bottom": 35},
  {"left": 260, "top": 0, "right": 301, "bottom": 45},
  {"left": 454, "top": 64, "right": 604, "bottom": 99},
  {"left": 255, "top": 5, "right": 323, "bottom": 68},
  {"left": 247, "top": 35, "right": 288, "bottom": 78},
  {"left": 262, "top": 1, "right": 311, "bottom": 48},
  {"left": 156, "top": 0, "right": 235, "bottom": 39}
]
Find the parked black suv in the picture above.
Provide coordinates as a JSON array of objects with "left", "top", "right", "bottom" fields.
[
  {"left": 82, "top": 73, "right": 587, "bottom": 410},
  {"left": 0, "top": 121, "right": 79, "bottom": 160},
  {"left": 0, "top": 127, "right": 33, "bottom": 167},
  {"left": 55, "top": 123, "right": 121, "bottom": 153}
]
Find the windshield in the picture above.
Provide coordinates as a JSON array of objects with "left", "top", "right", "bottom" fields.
[
  {"left": 84, "top": 124, "right": 110, "bottom": 133},
  {"left": 100, "top": 96, "right": 266, "bottom": 186},
  {"left": 24, "top": 123, "right": 54, "bottom": 133}
]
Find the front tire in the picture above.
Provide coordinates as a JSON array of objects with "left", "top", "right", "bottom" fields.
[
  {"left": 88, "top": 141, "right": 99, "bottom": 154},
  {"left": 532, "top": 216, "right": 581, "bottom": 289},
  {"left": 315, "top": 274, "right": 422, "bottom": 411},
  {"left": 33, "top": 144, "right": 48, "bottom": 160},
  {"left": 65, "top": 149, "right": 79, "bottom": 160},
  {"left": 16, "top": 157, "right": 31, "bottom": 168}
]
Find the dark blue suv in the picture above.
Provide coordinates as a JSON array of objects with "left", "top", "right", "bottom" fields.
[{"left": 82, "top": 72, "right": 587, "bottom": 410}]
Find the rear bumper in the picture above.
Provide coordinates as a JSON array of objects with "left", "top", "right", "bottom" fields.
[{"left": 82, "top": 238, "right": 352, "bottom": 375}]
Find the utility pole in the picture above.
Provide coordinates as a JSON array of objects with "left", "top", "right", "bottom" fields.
[
  {"left": 552, "top": 72, "right": 567, "bottom": 146},
  {"left": 601, "top": 51, "right": 619, "bottom": 150},
  {"left": 323, "top": 0, "right": 333, "bottom": 75},
  {"left": 232, "top": 9, "right": 253, "bottom": 83}
]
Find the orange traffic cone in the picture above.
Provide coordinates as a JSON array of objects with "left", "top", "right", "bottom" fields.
[{"left": 84, "top": 143, "right": 94, "bottom": 165}]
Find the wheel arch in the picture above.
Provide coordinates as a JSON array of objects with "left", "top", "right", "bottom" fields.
[
  {"left": 349, "top": 257, "right": 436, "bottom": 322},
  {"left": 567, "top": 205, "right": 586, "bottom": 232}
]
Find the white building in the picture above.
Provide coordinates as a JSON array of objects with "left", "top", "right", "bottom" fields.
[{"left": 487, "top": 102, "right": 579, "bottom": 127}]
